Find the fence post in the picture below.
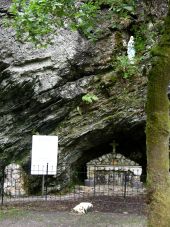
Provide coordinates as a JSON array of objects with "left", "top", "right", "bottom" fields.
[
  {"left": 0, "top": 161, "right": 5, "bottom": 206},
  {"left": 45, "top": 163, "right": 48, "bottom": 201},
  {"left": 1, "top": 169, "right": 4, "bottom": 206},
  {"left": 42, "top": 175, "right": 45, "bottom": 196},
  {"left": 93, "top": 165, "right": 96, "bottom": 197},
  {"left": 123, "top": 172, "right": 128, "bottom": 198},
  {"left": 107, "top": 168, "right": 110, "bottom": 196}
]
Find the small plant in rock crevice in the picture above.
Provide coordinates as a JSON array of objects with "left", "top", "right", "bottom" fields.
[
  {"left": 82, "top": 93, "right": 99, "bottom": 104},
  {"left": 76, "top": 93, "right": 99, "bottom": 115}
]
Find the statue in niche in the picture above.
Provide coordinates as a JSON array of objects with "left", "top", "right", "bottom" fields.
[{"left": 127, "top": 36, "right": 135, "bottom": 63}]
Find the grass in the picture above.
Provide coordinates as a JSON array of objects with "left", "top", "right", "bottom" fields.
[
  {"left": 0, "top": 207, "right": 28, "bottom": 221},
  {"left": 0, "top": 208, "right": 147, "bottom": 226}
]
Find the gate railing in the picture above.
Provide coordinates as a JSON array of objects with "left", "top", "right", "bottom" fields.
[{"left": 0, "top": 164, "right": 146, "bottom": 205}]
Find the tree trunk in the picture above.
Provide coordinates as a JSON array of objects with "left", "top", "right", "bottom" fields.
[{"left": 146, "top": 5, "right": 170, "bottom": 227}]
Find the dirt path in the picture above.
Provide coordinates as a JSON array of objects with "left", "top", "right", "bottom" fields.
[{"left": 0, "top": 209, "right": 147, "bottom": 227}]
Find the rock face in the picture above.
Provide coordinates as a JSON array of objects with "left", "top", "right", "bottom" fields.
[{"left": 0, "top": 1, "right": 168, "bottom": 182}]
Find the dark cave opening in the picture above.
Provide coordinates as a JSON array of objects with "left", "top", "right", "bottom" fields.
[{"left": 74, "top": 122, "right": 146, "bottom": 183}]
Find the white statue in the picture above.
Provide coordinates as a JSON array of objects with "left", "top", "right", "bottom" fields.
[{"left": 127, "top": 36, "right": 135, "bottom": 63}]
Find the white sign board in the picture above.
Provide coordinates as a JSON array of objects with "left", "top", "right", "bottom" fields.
[{"left": 31, "top": 135, "right": 58, "bottom": 175}]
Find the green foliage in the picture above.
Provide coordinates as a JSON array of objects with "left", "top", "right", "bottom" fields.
[
  {"left": 7, "top": 0, "right": 137, "bottom": 44},
  {"left": 113, "top": 54, "right": 140, "bottom": 79},
  {"left": 8, "top": 0, "right": 99, "bottom": 44},
  {"left": 131, "top": 24, "right": 148, "bottom": 54},
  {"left": 82, "top": 93, "right": 98, "bottom": 104},
  {"left": 132, "top": 21, "right": 162, "bottom": 55},
  {"left": 70, "top": 2, "right": 100, "bottom": 41},
  {"left": 107, "top": 0, "right": 135, "bottom": 15},
  {"left": 97, "top": 0, "right": 135, "bottom": 29},
  {"left": 97, "top": 0, "right": 135, "bottom": 13}
]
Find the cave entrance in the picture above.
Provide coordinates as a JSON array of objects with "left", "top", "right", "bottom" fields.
[
  {"left": 73, "top": 122, "right": 146, "bottom": 185},
  {"left": 73, "top": 151, "right": 144, "bottom": 198},
  {"left": 75, "top": 150, "right": 143, "bottom": 188}
]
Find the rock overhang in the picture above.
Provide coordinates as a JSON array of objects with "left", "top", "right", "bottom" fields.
[{"left": 1, "top": 0, "right": 167, "bottom": 175}]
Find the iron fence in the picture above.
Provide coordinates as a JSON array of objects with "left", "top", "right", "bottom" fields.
[{"left": 0, "top": 164, "right": 146, "bottom": 212}]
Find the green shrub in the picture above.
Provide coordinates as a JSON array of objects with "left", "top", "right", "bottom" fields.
[{"left": 113, "top": 54, "right": 140, "bottom": 79}]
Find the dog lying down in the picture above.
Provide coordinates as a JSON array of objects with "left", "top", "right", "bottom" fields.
[{"left": 73, "top": 202, "right": 93, "bottom": 214}]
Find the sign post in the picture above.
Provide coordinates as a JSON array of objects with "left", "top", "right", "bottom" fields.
[{"left": 31, "top": 135, "right": 58, "bottom": 198}]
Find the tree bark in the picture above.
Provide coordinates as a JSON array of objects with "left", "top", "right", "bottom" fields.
[{"left": 146, "top": 4, "right": 170, "bottom": 227}]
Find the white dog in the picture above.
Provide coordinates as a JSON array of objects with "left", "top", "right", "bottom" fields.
[{"left": 73, "top": 202, "right": 93, "bottom": 214}]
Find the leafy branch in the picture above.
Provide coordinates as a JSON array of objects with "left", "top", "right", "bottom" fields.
[{"left": 6, "top": 0, "right": 136, "bottom": 45}]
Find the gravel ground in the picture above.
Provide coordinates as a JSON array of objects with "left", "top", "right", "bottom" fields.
[
  {"left": 4, "top": 195, "right": 147, "bottom": 214},
  {"left": 0, "top": 196, "right": 147, "bottom": 226}
]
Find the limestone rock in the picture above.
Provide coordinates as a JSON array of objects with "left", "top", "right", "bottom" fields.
[{"left": 0, "top": 0, "right": 168, "bottom": 188}]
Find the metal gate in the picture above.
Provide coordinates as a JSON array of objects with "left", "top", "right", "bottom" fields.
[{"left": 0, "top": 164, "right": 146, "bottom": 214}]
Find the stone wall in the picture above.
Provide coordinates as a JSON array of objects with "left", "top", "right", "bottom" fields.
[
  {"left": 4, "top": 163, "right": 26, "bottom": 197},
  {"left": 86, "top": 152, "right": 142, "bottom": 187},
  {"left": 87, "top": 152, "right": 139, "bottom": 167}
]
